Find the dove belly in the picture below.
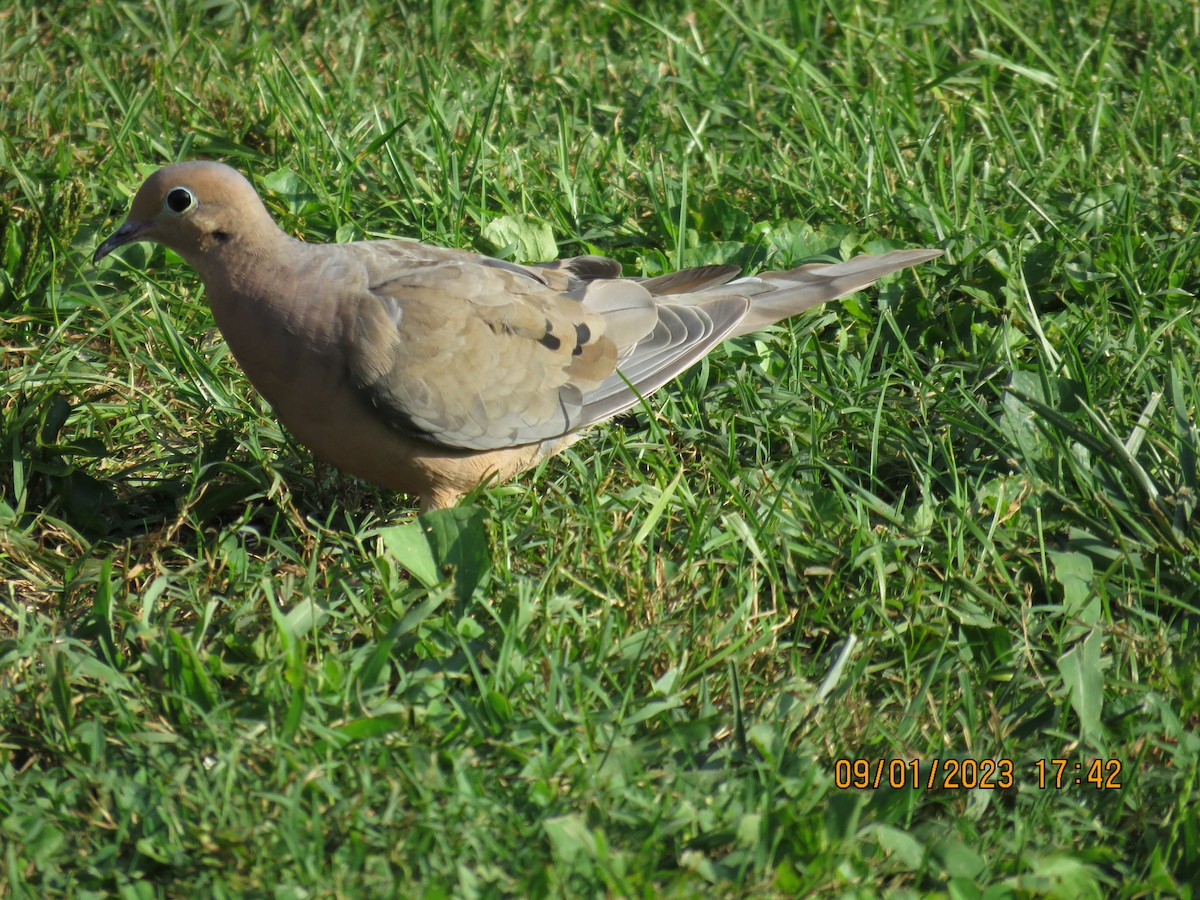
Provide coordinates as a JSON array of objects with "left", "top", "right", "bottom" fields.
[{"left": 210, "top": 294, "right": 565, "bottom": 504}]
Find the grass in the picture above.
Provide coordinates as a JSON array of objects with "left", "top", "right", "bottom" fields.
[{"left": 2, "top": 0, "right": 1199, "bottom": 894}]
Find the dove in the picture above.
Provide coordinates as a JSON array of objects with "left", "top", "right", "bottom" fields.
[{"left": 94, "top": 161, "right": 941, "bottom": 511}]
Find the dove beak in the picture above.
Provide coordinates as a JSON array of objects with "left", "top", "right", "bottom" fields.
[{"left": 93, "top": 219, "right": 153, "bottom": 264}]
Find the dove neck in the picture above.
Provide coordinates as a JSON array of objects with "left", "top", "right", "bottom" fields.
[{"left": 188, "top": 225, "right": 299, "bottom": 297}]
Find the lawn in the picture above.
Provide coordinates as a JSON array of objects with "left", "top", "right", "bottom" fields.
[{"left": 2, "top": 0, "right": 1198, "bottom": 895}]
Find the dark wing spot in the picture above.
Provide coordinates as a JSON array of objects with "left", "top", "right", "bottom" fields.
[
  {"left": 573, "top": 322, "right": 591, "bottom": 356},
  {"left": 538, "top": 318, "right": 562, "bottom": 352}
]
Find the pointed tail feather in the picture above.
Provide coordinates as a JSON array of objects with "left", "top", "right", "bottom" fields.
[
  {"left": 636, "top": 264, "right": 742, "bottom": 296},
  {"left": 704, "top": 249, "right": 942, "bottom": 338}
]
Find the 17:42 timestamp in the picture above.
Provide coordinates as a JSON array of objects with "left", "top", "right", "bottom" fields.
[
  {"left": 1035, "top": 758, "right": 1122, "bottom": 789},
  {"left": 832, "top": 757, "right": 1124, "bottom": 790}
]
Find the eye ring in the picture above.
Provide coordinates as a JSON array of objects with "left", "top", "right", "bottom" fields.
[{"left": 165, "top": 187, "right": 196, "bottom": 215}]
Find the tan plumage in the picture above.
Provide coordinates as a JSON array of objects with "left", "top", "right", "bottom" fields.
[{"left": 94, "top": 161, "right": 941, "bottom": 510}]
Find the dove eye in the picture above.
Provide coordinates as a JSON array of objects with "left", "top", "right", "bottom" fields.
[{"left": 165, "top": 187, "right": 195, "bottom": 214}]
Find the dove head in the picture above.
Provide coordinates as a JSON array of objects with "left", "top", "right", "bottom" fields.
[{"left": 93, "top": 161, "right": 283, "bottom": 270}]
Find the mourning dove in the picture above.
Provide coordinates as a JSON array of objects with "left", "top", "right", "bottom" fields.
[{"left": 94, "top": 161, "right": 941, "bottom": 511}]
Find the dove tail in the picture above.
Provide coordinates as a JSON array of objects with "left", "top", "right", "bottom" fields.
[{"left": 724, "top": 249, "right": 943, "bottom": 337}]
